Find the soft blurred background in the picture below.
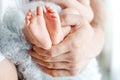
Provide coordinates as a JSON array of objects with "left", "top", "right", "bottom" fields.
[
  {"left": 0, "top": 0, "right": 120, "bottom": 80},
  {"left": 98, "top": 0, "right": 120, "bottom": 80}
]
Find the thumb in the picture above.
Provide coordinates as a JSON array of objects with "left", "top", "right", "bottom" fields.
[
  {"left": 49, "top": 37, "right": 71, "bottom": 57},
  {"left": 60, "top": 13, "right": 84, "bottom": 27}
]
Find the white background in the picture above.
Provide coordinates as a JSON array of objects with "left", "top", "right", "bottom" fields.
[{"left": 110, "top": 0, "right": 120, "bottom": 80}]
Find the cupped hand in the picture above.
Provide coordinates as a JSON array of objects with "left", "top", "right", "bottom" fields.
[
  {"left": 24, "top": 0, "right": 105, "bottom": 77},
  {"left": 29, "top": 14, "right": 104, "bottom": 77}
]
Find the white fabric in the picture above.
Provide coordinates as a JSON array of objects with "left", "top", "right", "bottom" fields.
[
  {"left": 0, "top": 0, "right": 18, "bottom": 21},
  {"left": 0, "top": 52, "right": 5, "bottom": 62}
]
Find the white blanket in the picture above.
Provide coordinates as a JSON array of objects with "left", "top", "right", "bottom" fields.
[
  {"left": 0, "top": 1, "right": 101, "bottom": 80},
  {"left": 0, "top": 52, "right": 5, "bottom": 62}
]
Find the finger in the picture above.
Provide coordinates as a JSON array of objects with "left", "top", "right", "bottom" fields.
[
  {"left": 29, "top": 49, "right": 72, "bottom": 62},
  {"left": 43, "top": 52, "right": 71, "bottom": 62},
  {"left": 60, "top": 13, "right": 85, "bottom": 27},
  {"left": 30, "top": 51, "right": 84, "bottom": 71},
  {"left": 29, "top": 49, "right": 50, "bottom": 61},
  {"left": 48, "top": 38, "right": 71, "bottom": 57},
  {"left": 33, "top": 40, "right": 70, "bottom": 57},
  {"left": 40, "top": 64, "right": 85, "bottom": 77},
  {"left": 39, "top": 65, "right": 72, "bottom": 77},
  {"left": 30, "top": 50, "right": 90, "bottom": 74},
  {"left": 45, "top": 0, "right": 93, "bottom": 21},
  {"left": 45, "top": 0, "right": 89, "bottom": 14},
  {"left": 61, "top": 15, "right": 84, "bottom": 34},
  {"left": 29, "top": 50, "right": 72, "bottom": 70},
  {"left": 60, "top": 13, "right": 90, "bottom": 31},
  {"left": 33, "top": 57, "right": 71, "bottom": 70},
  {"left": 33, "top": 46, "right": 49, "bottom": 56},
  {"left": 39, "top": 59, "right": 90, "bottom": 77}
]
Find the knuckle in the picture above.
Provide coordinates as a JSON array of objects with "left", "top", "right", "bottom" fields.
[
  {"left": 49, "top": 49, "right": 55, "bottom": 57},
  {"left": 69, "top": 63, "right": 80, "bottom": 76},
  {"left": 46, "top": 63, "right": 52, "bottom": 68},
  {"left": 46, "top": 63, "right": 56, "bottom": 69},
  {"left": 70, "top": 54, "right": 78, "bottom": 63},
  {"left": 70, "top": 70, "right": 78, "bottom": 76},
  {"left": 50, "top": 70, "right": 56, "bottom": 77},
  {"left": 49, "top": 47, "right": 59, "bottom": 57},
  {"left": 69, "top": 63, "right": 78, "bottom": 71},
  {"left": 42, "top": 56, "right": 50, "bottom": 62}
]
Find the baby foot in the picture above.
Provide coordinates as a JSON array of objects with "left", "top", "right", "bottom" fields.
[
  {"left": 25, "top": 6, "right": 52, "bottom": 49},
  {"left": 44, "top": 6, "right": 62, "bottom": 45}
]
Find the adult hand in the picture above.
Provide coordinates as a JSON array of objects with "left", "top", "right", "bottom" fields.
[
  {"left": 25, "top": 0, "right": 105, "bottom": 77},
  {"left": 44, "top": 0, "right": 94, "bottom": 22},
  {"left": 29, "top": 17, "right": 96, "bottom": 77}
]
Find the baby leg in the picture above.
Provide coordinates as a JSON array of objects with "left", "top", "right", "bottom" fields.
[
  {"left": 44, "top": 6, "right": 62, "bottom": 45},
  {"left": 25, "top": 6, "right": 52, "bottom": 49}
]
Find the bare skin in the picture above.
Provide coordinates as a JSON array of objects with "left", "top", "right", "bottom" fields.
[
  {"left": 0, "top": 0, "right": 95, "bottom": 79},
  {"left": 25, "top": 0, "right": 93, "bottom": 48},
  {"left": 23, "top": 0, "right": 100, "bottom": 77},
  {"left": 0, "top": 59, "right": 18, "bottom": 80}
]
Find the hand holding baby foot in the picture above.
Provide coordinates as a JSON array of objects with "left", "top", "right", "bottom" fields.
[
  {"left": 24, "top": 5, "right": 71, "bottom": 49},
  {"left": 44, "top": 0, "right": 94, "bottom": 22},
  {"left": 26, "top": 0, "right": 105, "bottom": 77}
]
